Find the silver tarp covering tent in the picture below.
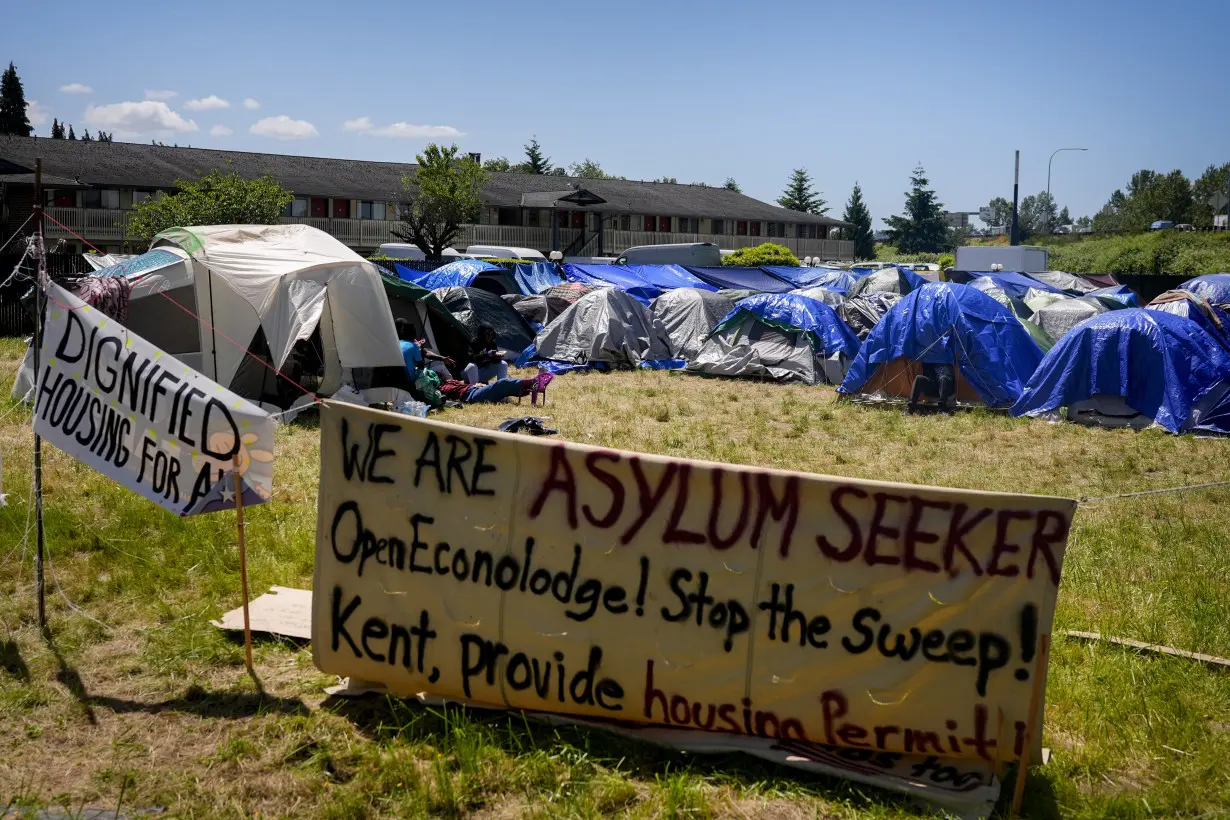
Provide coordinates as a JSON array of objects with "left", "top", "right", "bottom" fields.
[
  {"left": 839, "top": 292, "right": 903, "bottom": 340},
  {"left": 791, "top": 286, "right": 846, "bottom": 308},
  {"left": 1033, "top": 295, "right": 1110, "bottom": 342},
  {"left": 689, "top": 321, "right": 831, "bottom": 383},
  {"left": 651, "top": 288, "right": 734, "bottom": 361},
  {"left": 534, "top": 289, "right": 671, "bottom": 366}
]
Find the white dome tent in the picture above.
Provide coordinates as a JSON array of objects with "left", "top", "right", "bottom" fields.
[{"left": 18, "top": 224, "right": 403, "bottom": 411}]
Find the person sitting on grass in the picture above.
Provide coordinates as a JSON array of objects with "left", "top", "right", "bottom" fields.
[
  {"left": 908, "top": 362, "right": 956, "bottom": 414},
  {"left": 395, "top": 318, "right": 456, "bottom": 381},
  {"left": 463, "top": 325, "right": 509, "bottom": 384}
]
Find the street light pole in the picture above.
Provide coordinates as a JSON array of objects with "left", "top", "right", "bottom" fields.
[{"left": 1046, "top": 147, "right": 1087, "bottom": 234}]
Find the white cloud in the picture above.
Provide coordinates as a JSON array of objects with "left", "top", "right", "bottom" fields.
[
  {"left": 242, "top": 98, "right": 260, "bottom": 110},
  {"left": 144, "top": 89, "right": 177, "bottom": 100},
  {"left": 184, "top": 94, "right": 231, "bottom": 110},
  {"left": 342, "top": 116, "right": 372, "bottom": 132},
  {"left": 369, "top": 121, "right": 464, "bottom": 139},
  {"left": 250, "top": 115, "right": 318, "bottom": 140},
  {"left": 26, "top": 100, "right": 50, "bottom": 126},
  {"left": 60, "top": 83, "right": 92, "bottom": 95},
  {"left": 209, "top": 124, "right": 233, "bottom": 137},
  {"left": 83, "top": 101, "right": 198, "bottom": 135}
]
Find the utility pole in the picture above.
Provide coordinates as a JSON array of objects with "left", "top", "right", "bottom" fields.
[
  {"left": 1045, "top": 148, "right": 1088, "bottom": 235},
  {"left": 1010, "top": 151, "right": 1020, "bottom": 246},
  {"left": 32, "top": 158, "right": 47, "bottom": 633}
]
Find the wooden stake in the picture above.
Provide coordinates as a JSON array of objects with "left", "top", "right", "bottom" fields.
[
  {"left": 32, "top": 158, "right": 46, "bottom": 634},
  {"left": 1011, "top": 633, "right": 1051, "bottom": 818},
  {"left": 233, "top": 454, "right": 253, "bottom": 676}
]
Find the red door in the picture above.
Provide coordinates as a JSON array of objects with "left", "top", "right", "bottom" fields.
[
  {"left": 570, "top": 211, "right": 584, "bottom": 230},
  {"left": 310, "top": 197, "right": 328, "bottom": 218},
  {"left": 333, "top": 199, "right": 351, "bottom": 219}
]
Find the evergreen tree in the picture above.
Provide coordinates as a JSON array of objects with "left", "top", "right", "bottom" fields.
[
  {"left": 522, "top": 136, "right": 554, "bottom": 175},
  {"left": 723, "top": 177, "right": 742, "bottom": 193},
  {"left": 51, "top": 118, "right": 64, "bottom": 139},
  {"left": 1057, "top": 206, "right": 1071, "bottom": 226},
  {"left": 841, "top": 182, "right": 876, "bottom": 260},
  {"left": 884, "top": 165, "right": 949, "bottom": 253},
  {"left": 68, "top": 125, "right": 77, "bottom": 140},
  {"left": 96, "top": 131, "right": 112, "bottom": 143},
  {"left": 0, "top": 62, "right": 33, "bottom": 136},
  {"left": 776, "top": 168, "right": 826, "bottom": 214}
]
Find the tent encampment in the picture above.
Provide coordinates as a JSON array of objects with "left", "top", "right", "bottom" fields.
[
  {"left": 839, "top": 282, "right": 1043, "bottom": 407},
  {"left": 689, "top": 293, "right": 860, "bottom": 385},
  {"left": 967, "top": 278, "right": 1055, "bottom": 351},
  {"left": 378, "top": 271, "right": 470, "bottom": 364},
  {"left": 1025, "top": 270, "right": 1100, "bottom": 295},
  {"left": 1012, "top": 309, "right": 1230, "bottom": 433},
  {"left": 510, "top": 262, "right": 565, "bottom": 295},
  {"left": 1146, "top": 290, "right": 1230, "bottom": 350},
  {"left": 563, "top": 264, "right": 661, "bottom": 304},
  {"left": 791, "top": 286, "right": 846, "bottom": 308},
  {"left": 1179, "top": 273, "right": 1230, "bottom": 307},
  {"left": 433, "top": 286, "right": 535, "bottom": 361},
  {"left": 839, "top": 292, "right": 903, "bottom": 340},
  {"left": 652, "top": 288, "right": 735, "bottom": 361},
  {"left": 122, "top": 224, "right": 402, "bottom": 407},
  {"left": 686, "top": 266, "right": 794, "bottom": 293},
  {"left": 759, "top": 266, "right": 859, "bottom": 291},
  {"left": 533, "top": 288, "right": 672, "bottom": 368},
  {"left": 396, "top": 259, "right": 520, "bottom": 295}
]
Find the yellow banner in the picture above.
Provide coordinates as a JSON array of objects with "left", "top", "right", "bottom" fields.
[{"left": 313, "top": 402, "right": 1075, "bottom": 764}]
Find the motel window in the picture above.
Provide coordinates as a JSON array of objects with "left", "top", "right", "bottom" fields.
[
  {"left": 497, "top": 207, "right": 519, "bottom": 226},
  {"left": 83, "top": 189, "right": 120, "bottom": 209},
  {"left": 798, "top": 224, "right": 817, "bottom": 239},
  {"left": 285, "top": 196, "right": 310, "bottom": 218},
  {"left": 559, "top": 210, "right": 571, "bottom": 228},
  {"left": 678, "top": 217, "right": 698, "bottom": 233},
  {"left": 750, "top": 221, "right": 761, "bottom": 237},
  {"left": 527, "top": 208, "right": 541, "bottom": 228},
  {"left": 767, "top": 222, "right": 778, "bottom": 238},
  {"left": 710, "top": 218, "right": 725, "bottom": 235},
  {"left": 131, "top": 190, "right": 155, "bottom": 208},
  {"left": 616, "top": 214, "right": 631, "bottom": 231},
  {"left": 359, "top": 201, "right": 387, "bottom": 220},
  {"left": 736, "top": 220, "right": 748, "bottom": 236}
]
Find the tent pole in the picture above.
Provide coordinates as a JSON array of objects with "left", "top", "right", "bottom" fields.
[
  {"left": 233, "top": 454, "right": 254, "bottom": 679},
  {"left": 32, "top": 158, "right": 47, "bottom": 635},
  {"left": 206, "top": 268, "right": 218, "bottom": 380}
]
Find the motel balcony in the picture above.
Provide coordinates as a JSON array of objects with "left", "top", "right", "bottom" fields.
[{"left": 43, "top": 208, "right": 855, "bottom": 261}]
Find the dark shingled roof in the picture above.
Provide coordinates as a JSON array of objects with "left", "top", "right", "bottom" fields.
[{"left": 0, "top": 135, "right": 851, "bottom": 228}]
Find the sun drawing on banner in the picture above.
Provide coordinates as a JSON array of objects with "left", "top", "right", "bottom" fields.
[{"left": 191, "top": 430, "right": 274, "bottom": 500}]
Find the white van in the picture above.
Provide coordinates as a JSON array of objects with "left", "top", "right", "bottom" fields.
[
  {"left": 377, "top": 243, "right": 426, "bottom": 261},
  {"left": 465, "top": 245, "right": 548, "bottom": 262},
  {"left": 617, "top": 242, "right": 721, "bottom": 267}
]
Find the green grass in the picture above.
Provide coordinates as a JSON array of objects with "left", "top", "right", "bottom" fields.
[{"left": 1, "top": 343, "right": 1229, "bottom": 818}]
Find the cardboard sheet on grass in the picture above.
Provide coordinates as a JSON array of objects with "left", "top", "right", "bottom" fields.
[
  {"left": 34, "top": 282, "right": 274, "bottom": 515},
  {"left": 313, "top": 402, "right": 1075, "bottom": 813}
]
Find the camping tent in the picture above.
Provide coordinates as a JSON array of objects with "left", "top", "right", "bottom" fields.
[
  {"left": 1179, "top": 273, "right": 1230, "bottom": 307},
  {"left": 396, "top": 259, "right": 520, "bottom": 295},
  {"left": 686, "top": 266, "right": 794, "bottom": 293},
  {"left": 967, "top": 278, "right": 1055, "bottom": 351},
  {"left": 378, "top": 272, "right": 470, "bottom": 364},
  {"left": 839, "top": 282, "right": 1043, "bottom": 407},
  {"left": 651, "top": 288, "right": 735, "bottom": 361},
  {"left": 839, "top": 292, "right": 903, "bottom": 340},
  {"left": 563, "top": 264, "right": 661, "bottom": 304},
  {"left": 964, "top": 270, "right": 1065, "bottom": 300},
  {"left": 791, "top": 286, "right": 846, "bottom": 308},
  {"left": 433, "top": 286, "right": 535, "bottom": 361},
  {"left": 1025, "top": 270, "right": 1100, "bottom": 295},
  {"left": 544, "top": 282, "right": 597, "bottom": 303},
  {"left": 845, "top": 267, "right": 928, "bottom": 299},
  {"left": 760, "top": 266, "right": 859, "bottom": 291},
  {"left": 533, "top": 288, "right": 672, "bottom": 367},
  {"left": 1146, "top": 290, "right": 1230, "bottom": 350},
  {"left": 133, "top": 224, "right": 402, "bottom": 406},
  {"left": 1012, "top": 309, "right": 1230, "bottom": 433},
  {"left": 689, "top": 293, "right": 860, "bottom": 385},
  {"left": 510, "top": 262, "right": 564, "bottom": 295},
  {"left": 502, "top": 293, "right": 573, "bottom": 331},
  {"left": 1032, "top": 295, "right": 1111, "bottom": 342}
]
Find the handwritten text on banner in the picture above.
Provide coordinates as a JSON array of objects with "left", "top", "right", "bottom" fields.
[
  {"left": 312, "top": 402, "right": 1075, "bottom": 762},
  {"left": 34, "top": 283, "right": 274, "bottom": 516}
]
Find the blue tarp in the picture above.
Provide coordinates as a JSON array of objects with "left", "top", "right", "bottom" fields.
[
  {"left": 839, "top": 282, "right": 1044, "bottom": 406},
  {"left": 965, "top": 270, "right": 1066, "bottom": 298},
  {"left": 396, "top": 259, "right": 501, "bottom": 290},
  {"left": 713, "top": 293, "right": 861, "bottom": 359},
  {"left": 1146, "top": 296, "right": 1230, "bottom": 351},
  {"left": 1011, "top": 309, "right": 1230, "bottom": 434},
  {"left": 686, "top": 266, "right": 794, "bottom": 293},
  {"left": 1179, "top": 274, "right": 1230, "bottom": 305},
  {"left": 512, "top": 262, "right": 564, "bottom": 295},
  {"left": 562, "top": 264, "right": 660, "bottom": 304},
  {"left": 1088, "top": 285, "right": 1140, "bottom": 308},
  {"left": 626, "top": 264, "right": 717, "bottom": 293},
  {"left": 760, "top": 266, "right": 858, "bottom": 290},
  {"left": 94, "top": 249, "right": 182, "bottom": 278}
]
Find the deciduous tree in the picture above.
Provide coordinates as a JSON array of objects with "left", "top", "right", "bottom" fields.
[
  {"left": 568, "top": 158, "right": 614, "bottom": 179},
  {"left": 127, "top": 169, "right": 293, "bottom": 245},
  {"left": 393, "top": 143, "right": 489, "bottom": 260},
  {"left": 723, "top": 178, "right": 742, "bottom": 193}
]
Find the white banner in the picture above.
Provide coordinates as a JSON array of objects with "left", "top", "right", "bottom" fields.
[{"left": 33, "top": 283, "right": 275, "bottom": 516}]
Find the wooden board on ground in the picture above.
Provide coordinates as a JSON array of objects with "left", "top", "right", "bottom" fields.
[{"left": 212, "top": 586, "right": 312, "bottom": 640}]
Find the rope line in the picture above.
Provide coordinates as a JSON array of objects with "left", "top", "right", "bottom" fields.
[
  {"left": 0, "top": 212, "right": 35, "bottom": 256},
  {"left": 40, "top": 210, "right": 322, "bottom": 406},
  {"left": 1079, "top": 480, "right": 1230, "bottom": 505}
]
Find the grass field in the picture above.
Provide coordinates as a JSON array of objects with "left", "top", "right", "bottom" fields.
[{"left": 2, "top": 337, "right": 1229, "bottom": 819}]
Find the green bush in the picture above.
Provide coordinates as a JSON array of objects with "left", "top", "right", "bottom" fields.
[
  {"left": 721, "top": 243, "right": 799, "bottom": 267},
  {"left": 938, "top": 253, "right": 955, "bottom": 269},
  {"left": 875, "top": 244, "right": 942, "bottom": 264},
  {"left": 1045, "top": 231, "right": 1230, "bottom": 274}
]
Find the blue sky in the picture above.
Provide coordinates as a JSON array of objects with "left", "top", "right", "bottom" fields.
[{"left": 5, "top": 0, "right": 1228, "bottom": 227}]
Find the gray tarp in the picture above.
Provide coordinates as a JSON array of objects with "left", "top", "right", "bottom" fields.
[
  {"left": 1027, "top": 270, "right": 1098, "bottom": 295},
  {"left": 651, "top": 288, "right": 734, "bottom": 361},
  {"left": 534, "top": 288, "right": 672, "bottom": 366},
  {"left": 503, "top": 293, "right": 573, "bottom": 328},
  {"left": 1033, "top": 296, "right": 1109, "bottom": 341},
  {"left": 688, "top": 319, "right": 846, "bottom": 385},
  {"left": 839, "top": 292, "right": 903, "bottom": 340},
  {"left": 791, "top": 286, "right": 846, "bottom": 308}
]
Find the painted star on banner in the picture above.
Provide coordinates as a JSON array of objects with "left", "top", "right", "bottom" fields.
[{"left": 221, "top": 487, "right": 235, "bottom": 503}]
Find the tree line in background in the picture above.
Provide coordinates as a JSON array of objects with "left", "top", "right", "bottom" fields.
[{"left": 49, "top": 118, "right": 113, "bottom": 142}]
